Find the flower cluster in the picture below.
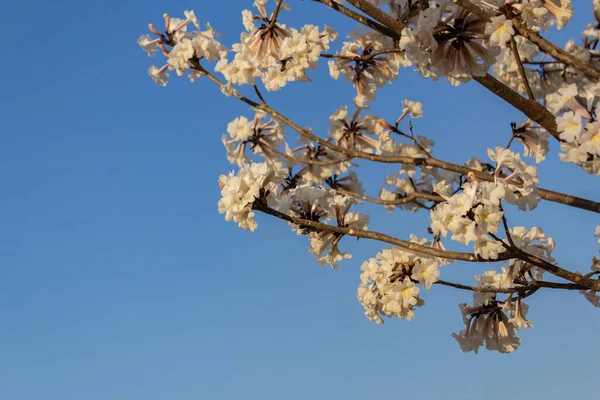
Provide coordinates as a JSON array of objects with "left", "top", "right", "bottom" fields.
[
  {"left": 505, "top": 226, "right": 555, "bottom": 281},
  {"left": 488, "top": 147, "right": 540, "bottom": 210},
  {"left": 552, "top": 83, "right": 600, "bottom": 175},
  {"left": 452, "top": 268, "right": 533, "bottom": 354},
  {"left": 216, "top": 2, "right": 336, "bottom": 91},
  {"left": 357, "top": 238, "right": 450, "bottom": 324},
  {"left": 222, "top": 110, "right": 285, "bottom": 166},
  {"left": 328, "top": 106, "right": 382, "bottom": 154},
  {"left": 138, "top": 11, "right": 227, "bottom": 86},
  {"left": 277, "top": 185, "right": 369, "bottom": 268},
  {"left": 580, "top": 226, "right": 600, "bottom": 307},
  {"left": 218, "top": 161, "right": 287, "bottom": 231},
  {"left": 329, "top": 28, "right": 407, "bottom": 105},
  {"left": 430, "top": 179, "right": 507, "bottom": 259}
]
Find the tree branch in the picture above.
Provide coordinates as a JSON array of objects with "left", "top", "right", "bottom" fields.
[
  {"left": 509, "top": 36, "right": 536, "bottom": 100},
  {"left": 434, "top": 279, "right": 587, "bottom": 293},
  {"left": 255, "top": 204, "right": 599, "bottom": 290},
  {"left": 320, "top": 48, "right": 404, "bottom": 62},
  {"left": 254, "top": 204, "right": 512, "bottom": 262},
  {"left": 473, "top": 73, "right": 558, "bottom": 139},
  {"left": 312, "top": 0, "right": 400, "bottom": 39},
  {"left": 192, "top": 62, "right": 600, "bottom": 215},
  {"left": 451, "top": 0, "right": 600, "bottom": 80},
  {"left": 333, "top": 188, "right": 444, "bottom": 206},
  {"left": 343, "top": 0, "right": 407, "bottom": 35},
  {"left": 512, "top": 18, "right": 600, "bottom": 81}
]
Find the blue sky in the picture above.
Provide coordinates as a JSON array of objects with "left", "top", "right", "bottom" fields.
[{"left": 1, "top": 1, "right": 599, "bottom": 399}]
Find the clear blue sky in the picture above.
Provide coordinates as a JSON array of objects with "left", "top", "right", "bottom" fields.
[{"left": 1, "top": 1, "right": 599, "bottom": 399}]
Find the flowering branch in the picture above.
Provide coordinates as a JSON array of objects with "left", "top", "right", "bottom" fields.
[
  {"left": 138, "top": 3, "right": 600, "bottom": 354},
  {"left": 193, "top": 62, "right": 600, "bottom": 214},
  {"left": 333, "top": 188, "right": 444, "bottom": 206},
  {"left": 320, "top": 48, "right": 404, "bottom": 62},
  {"left": 451, "top": 0, "right": 600, "bottom": 80},
  {"left": 512, "top": 18, "right": 600, "bottom": 81},
  {"left": 253, "top": 202, "right": 509, "bottom": 262},
  {"left": 262, "top": 143, "right": 351, "bottom": 165},
  {"left": 253, "top": 204, "right": 599, "bottom": 290},
  {"left": 435, "top": 279, "right": 587, "bottom": 293},
  {"left": 316, "top": 0, "right": 563, "bottom": 141}
]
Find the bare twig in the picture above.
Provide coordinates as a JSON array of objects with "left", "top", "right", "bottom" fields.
[
  {"left": 312, "top": 0, "right": 400, "bottom": 39},
  {"left": 509, "top": 36, "right": 536, "bottom": 100},
  {"left": 253, "top": 85, "right": 268, "bottom": 105},
  {"left": 434, "top": 279, "right": 587, "bottom": 293}
]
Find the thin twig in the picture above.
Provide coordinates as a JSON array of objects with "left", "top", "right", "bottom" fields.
[
  {"left": 253, "top": 85, "right": 268, "bottom": 105},
  {"left": 263, "top": 143, "right": 352, "bottom": 166},
  {"left": 434, "top": 279, "right": 586, "bottom": 293},
  {"left": 509, "top": 36, "right": 536, "bottom": 100},
  {"left": 267, "top": 0, "right": 285, "bottom": 30},
  {"left": 334, "top": 188, "right": 444, "bottom": 206},
  {"left": 344, "top": 0, "right": 407, "bottom": 36},
  {"left": 312, "top": 0, "right": 400, "bottom": 39},
  {"left": 320, "top": 48, "right": 404, "bottom": 62}
]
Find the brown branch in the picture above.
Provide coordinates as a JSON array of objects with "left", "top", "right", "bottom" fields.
[
  {"left": 263, "top": 143, "right": 352, "bottom": 166},
  {"left": 253, "top": 85, "right": 267, "bottom": 105},
  {"left": 312, "top": 0, "right": 400, "bottom": 39},
  {"left": 318, "top": 0, "right": 563, "bottom": 142},
  {"left": 516, "top": 249, "right": 600, "bottom": 291},
  {"left": 512, "top": 19, "right": 600, "bottom": 81},
  {"left": 450, "top": 0, "right": 490, "bottom": 20},
  {"left": 256, "top": 205, "right": 600, "bottom": 290},
  {"left": 320, "top": 48, "right": 404, "bottom": 62},
  {"left": 267, "top": 0, "right": 285, "bottom": 30},
  {"left": 254, "top": 204, "right": 513, "bottom": 262},
  {"left": 344, "top": 0, "right": 407, "bottom": 36},
  {"left": 509, "top": 36, "right": 536, "bottom": 100},
  {"left": 434, "top": 279, "right": 587, "bottom": 293},
  {"left": 193, "top": 62, "right": 597, "bottom": 289},
  {"left": 334, "top": 188, "right": 444, "bottom": 206},
  {"left": 435, "top": 279, "right": 524, "bottom": 293},
  {"left": 192, "top": 62, "right": 600, "bottom": 215},
  {"left": 451, "top": 0, "right": 600, "bottom": 80},
  {"left": 473, "top": 73, "right": 558, "bottom": 139}
]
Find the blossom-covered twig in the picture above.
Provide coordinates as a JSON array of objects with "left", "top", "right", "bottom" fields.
[
  {"left": 451, "top": 0, "right": 600, "bottom": 80},
  {"left": 254, "top": 203, "right": 511, "bottom": 262},
  {"left": 333, "top": 188, "right": 443, "bottom": 206},
  {"left": 435, "top": 279, "right": 587, "bottom": 293},
  {"left": 193, "top": 62, "right": 600, "bottom": 214},
  {"left": 320, "top": 48, "right": 404, "bottom": 62}
]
